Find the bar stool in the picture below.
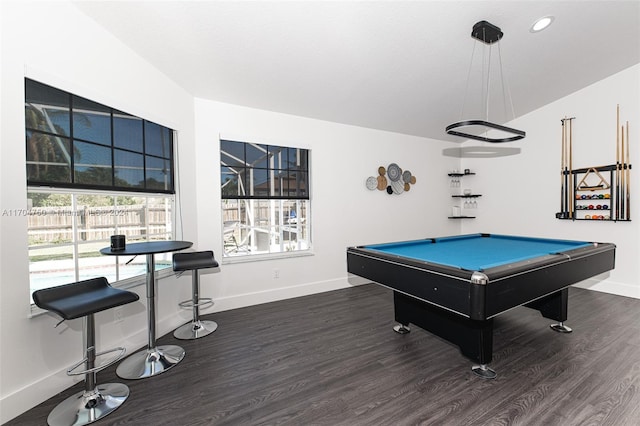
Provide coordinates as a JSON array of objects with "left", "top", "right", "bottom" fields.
[
  {"left": 32, "top": 277, "right": 139, "bottom": 426},
  {"left": 173, "top": 250, "right": 219, "bottom": 340}
]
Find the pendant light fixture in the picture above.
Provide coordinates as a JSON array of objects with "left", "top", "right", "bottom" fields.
[{"left": 446, "top": 20, "right": 525, "bottom": 143}]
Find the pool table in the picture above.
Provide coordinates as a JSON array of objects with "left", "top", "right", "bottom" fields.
[{"left": 346, "top": 233, "right": 616, "bottom": 378}]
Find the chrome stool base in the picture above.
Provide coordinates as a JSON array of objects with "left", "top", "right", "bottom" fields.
[
  {"left": 116, "top": 345, "right": 185, "bottom": 380},
  {"left": 47, "top": 383, "right": 129, "bottom": 426},
  {"left": 174, "top": 319, "right": 218, "bottom": 340}
]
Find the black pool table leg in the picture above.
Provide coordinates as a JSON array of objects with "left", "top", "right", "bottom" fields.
[
  {"left": 525, "top": 288, "right": 573, "bottom": 333},
  {"left": 393, "top": 292, "right": 497, "bottom": 379}
]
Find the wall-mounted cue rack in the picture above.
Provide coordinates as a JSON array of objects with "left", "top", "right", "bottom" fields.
[
  {"left": 556, "top": 105, "right": 632, "bottom": 222},
  {"left": 558, "top": 163, "right": 632, "bottom": 221}
]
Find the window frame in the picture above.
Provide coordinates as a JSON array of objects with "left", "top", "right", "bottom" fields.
[
  {"left": 27, "top": 187, "right": 177, "bottom": 312},
  {"left": 220, "top": 138, "right": 312, "bottom": 262},
  {"left": 24, "top": 78, "right": 179, "bottom": 311}
]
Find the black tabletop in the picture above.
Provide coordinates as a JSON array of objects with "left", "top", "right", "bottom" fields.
[{"left": 100, "top": 240, "right": 193, "bottom": 256}]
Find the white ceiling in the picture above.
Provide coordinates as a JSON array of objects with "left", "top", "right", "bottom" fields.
[{"left": 73, "top": 1, "right": 640, "bottom": 141}]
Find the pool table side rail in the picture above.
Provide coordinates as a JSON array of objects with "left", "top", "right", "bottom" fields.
[
  {"left": 346, "top": 242, "right": 616, "bottom": 321},
  {"left": 346, "top": 248, "right": 479, "bottom": 318},
  {"left": 481, "top": 242, "right": 616, "bottom": 280},
  {"left": 483, "top": 242, "right": 616, "bottom": 319}
]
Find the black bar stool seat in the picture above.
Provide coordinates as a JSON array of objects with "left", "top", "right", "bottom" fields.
[
  {"left": 173, "top": 251, "right": 219, "bottom": 340},
  {"left": 35, "top": 279, "right": 139, "bottom": 321},
  {"left": 33, "top": 277, "right": 139, "bottom": 426}
]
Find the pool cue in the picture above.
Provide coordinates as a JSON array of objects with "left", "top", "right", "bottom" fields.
[
  {"left": 560, "top": 118, "right": 566, "bottom": 216},
  {"left": 616, "top": 105, "right": 620, "bottom": 220},
  {"left": 563, "top": 117, "right": 570, "bottom": 217},
  {"left": 621, "top": 124, "right": 626, "bottom": 219},
  {"left": 629, "top": 122, "right": 632, "bottom": 219},
  {"left": 569, "top": 117, "right": 574, "bottom": 218}
]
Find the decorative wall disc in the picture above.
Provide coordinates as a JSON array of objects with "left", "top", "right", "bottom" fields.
[
  {"left": 387, "top": 163, "right": 401, "bottom": 181},
  {"left": 391, "top": 179, "right": 404, "bottom": 194},
  {"left": 366, "top": 176, "right": 377, "bottom": 190},
  {"left": 377, "top": 175, "right": 387, "bottom": 190},
  {"left": 366, "top": 163, "right": 416, "bottom": 195}
]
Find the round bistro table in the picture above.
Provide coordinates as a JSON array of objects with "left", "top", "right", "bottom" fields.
[{"left": 100, "top": 240, "right": 192, "bottom": 379}]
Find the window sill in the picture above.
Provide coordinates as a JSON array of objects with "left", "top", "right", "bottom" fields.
[{"left": 221, "top": 250, "right": 314, "bottom": 265}]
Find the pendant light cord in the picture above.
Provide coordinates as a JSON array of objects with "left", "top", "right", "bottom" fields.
[
  {"left": 460, "top": 40, "right": 478, "bottom": 121},
  {"left": 497, "top": 41, "right": 517, "bottom": 122}
]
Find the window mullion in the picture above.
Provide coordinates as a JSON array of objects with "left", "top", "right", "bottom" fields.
[
  {"left": 277, "top": 199, "right": 284, "bottom": 252},
  {"left": 114, "top": 195, "right": 120, "bottom": 281},
  {"left": 71, "top": 194, "right": 80, "bottom": 282}
]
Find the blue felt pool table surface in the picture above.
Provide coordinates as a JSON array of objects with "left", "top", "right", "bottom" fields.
[{"left": 362, "top": 234, "right": 593, "bottom": 272}]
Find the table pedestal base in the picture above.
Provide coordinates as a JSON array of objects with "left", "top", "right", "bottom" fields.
[{"left": 116, "top": 345, "right": 185, "bottom": 380}]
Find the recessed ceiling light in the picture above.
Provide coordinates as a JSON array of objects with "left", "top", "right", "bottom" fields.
[{"left": 530, "top": 16, "right": 554, "bottom": 33}]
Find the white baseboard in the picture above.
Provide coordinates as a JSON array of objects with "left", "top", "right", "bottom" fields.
[
  {"left": 212, "top": 277, "right": 360, "bottom": 313},
  {"left": 4, "top": 274, "right": 634, "bottom": 423},
  {"left": 0, "top": 277, "right": 361, "bottom": 423},
  {"left": 0, "top": 371, "right": 82, "bottom": 425},
  {"left": 573, "top": 278, "right": 640, "bottom": 299},
  {"left": 0, "top": 324, "right": 151, "bottom": 424}
]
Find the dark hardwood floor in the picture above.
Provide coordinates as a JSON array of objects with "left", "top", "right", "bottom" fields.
[{"left": 7, "top": 284, "right": 640, "bottom": 426}]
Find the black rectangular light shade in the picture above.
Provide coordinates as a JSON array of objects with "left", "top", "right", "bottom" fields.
[{"left": 445, "top": 120, "right": 525, "bottom": 143}]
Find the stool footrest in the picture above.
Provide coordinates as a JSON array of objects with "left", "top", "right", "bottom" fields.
[
  {"left": 67, "top": 346, "right": 127, "bottom": 376},
  {"left": 178, "top": 298, "right": 214, "bottom": 310}
]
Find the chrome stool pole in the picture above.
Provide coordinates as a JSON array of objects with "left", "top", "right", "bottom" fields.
[{"left": 173, "top": 251, "right": 219, "bottom": 340}]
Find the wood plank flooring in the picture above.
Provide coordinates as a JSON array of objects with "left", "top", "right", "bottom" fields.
[{"left": 7, "top": 284, "right": 640, "bottom": 425}]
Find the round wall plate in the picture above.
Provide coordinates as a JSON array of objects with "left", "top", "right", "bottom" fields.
[
  {"left": 387, "top": 163, "right": 401, "bottom": 181},
  {"left": 366, "top": 176, "right": 377, "bottom": 190}
]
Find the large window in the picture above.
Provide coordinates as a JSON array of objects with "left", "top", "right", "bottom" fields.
[
  {"left": 24, "top": 79, "right": 176, "bottom": 302},
  {"left": 27, "top": 190, "right": 174, "bottom": 300},
  {"left": 220, "top": 139, "right": 311, "bottom": 258}
]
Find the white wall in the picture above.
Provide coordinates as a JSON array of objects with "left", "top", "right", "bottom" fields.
[
  {"left": 194, "top": 99, "right": 459, "bottom": 313},
  {"left": 0, "top": 2, "right": 459, "bottom": 422},
  {"left": 4, "top": 1, "right": 636, "bottom": 423},
  {"left": 462, "top": 64, "right": 640, "bottom": 298},
  {"left": 0, "top": 1, "right": 197, "bottom": 422}
]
